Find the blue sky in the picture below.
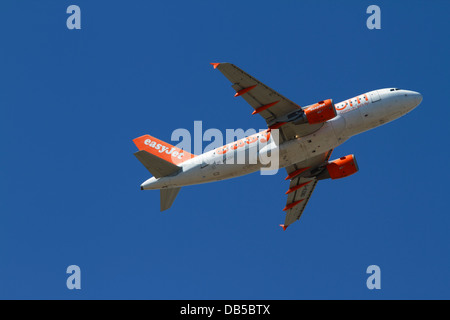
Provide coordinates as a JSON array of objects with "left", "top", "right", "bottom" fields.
[{"left": 0, "top": 0, "right": 449, "bottom": 299}]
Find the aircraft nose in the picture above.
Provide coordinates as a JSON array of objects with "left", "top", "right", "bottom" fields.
[
  {"left": 403, "top": 90, "right": 423, "bottom": 111},
  {"left": 410, "top": 91, "right": 423, "bottom": 105}
]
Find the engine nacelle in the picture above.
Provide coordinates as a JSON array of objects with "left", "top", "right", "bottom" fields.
[
  {"left": 326, "top": 154, "right": 359, "bottom": 180},
  {"left": 304, "top": 99, "right": 337, "bottom": 124}
]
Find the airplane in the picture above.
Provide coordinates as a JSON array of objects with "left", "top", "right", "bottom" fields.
[{"left": 133, "top": 63, "right": 422, "bottom": 230}]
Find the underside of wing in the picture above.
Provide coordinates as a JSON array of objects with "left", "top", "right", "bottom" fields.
[
  {"left": 212, "top": 63, "right": 323, "bottom": 142},
  {"left": 281, "top": 149, "right": 333, "bottom": 230},
  {"left": 283, "top": 177, "right": 318, "bottom": 228}
]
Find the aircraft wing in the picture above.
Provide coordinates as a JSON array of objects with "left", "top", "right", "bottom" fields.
[
  {"left": 212, "top": 63, "right": 323, "bottom": 142},
  {"left": 281, "top": 149, "right": 333, "bottom": 230}
]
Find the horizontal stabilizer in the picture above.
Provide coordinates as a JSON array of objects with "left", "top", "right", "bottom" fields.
[
  {"left": 160, "top": 187, "right": 181, "bottom": 211},
  {"left": 134, "top": 150, "right": 181, "bottom": 179}
]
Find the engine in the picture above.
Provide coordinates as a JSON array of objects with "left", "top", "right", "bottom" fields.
[
  {"left": 325, "top": 154, "right": 359, "bottom": 180},
  {"left": 314, "top": 154, "right": 359, "bottom": 180},
  {"left": 268, "top": 98, "right": 338, "bottom": 129},
  {"left": 303, "top": 99, "right": 337, "bottom": 124}
]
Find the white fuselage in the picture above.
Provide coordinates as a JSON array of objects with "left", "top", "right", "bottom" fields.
[{"left": 141, "top": 88, "right": 422, "bottom": 190}]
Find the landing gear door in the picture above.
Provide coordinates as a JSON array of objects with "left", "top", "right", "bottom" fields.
[{"left": 370, "top": 91, "right": 381, "bottom": 102}]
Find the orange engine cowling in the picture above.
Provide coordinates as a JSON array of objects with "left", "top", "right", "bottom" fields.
[
  {"left": 304, "top": 99, "right": 337, "bottom": 124},
  {"left": 326, "top": 154, "right": 359, "bottom": 179}
]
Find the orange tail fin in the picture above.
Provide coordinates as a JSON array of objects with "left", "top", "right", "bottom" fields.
[{"left": 133, "top": 134, "right": 195, "bottom": 166}]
